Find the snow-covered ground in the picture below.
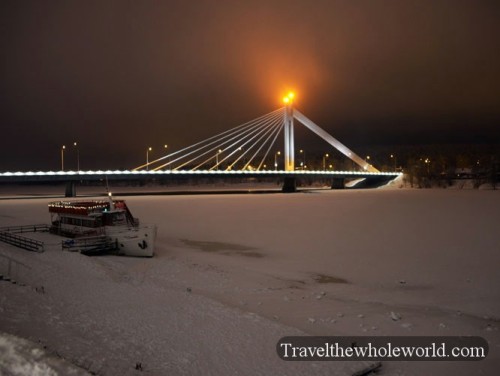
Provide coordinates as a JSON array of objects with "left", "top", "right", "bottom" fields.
[{"left": 0, "top": 188, "right": 499, "bottom": 375}]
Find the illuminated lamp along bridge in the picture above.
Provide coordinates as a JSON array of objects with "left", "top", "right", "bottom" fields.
[{"left": 0, "top": 94, "right": 400, "bottom": 195}]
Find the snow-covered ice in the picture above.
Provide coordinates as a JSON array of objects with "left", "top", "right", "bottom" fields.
[{"left": 1, "top": 188, "right": 499, "bottom": 375}]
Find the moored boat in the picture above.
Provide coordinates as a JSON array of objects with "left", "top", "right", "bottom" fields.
[{"left": 48, "top": 194, "right": 156, "bottom": 257}]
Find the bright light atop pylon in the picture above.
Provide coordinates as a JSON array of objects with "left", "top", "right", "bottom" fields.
[{"left": 283, "top": 91, "right": 295, "bottom": 105}]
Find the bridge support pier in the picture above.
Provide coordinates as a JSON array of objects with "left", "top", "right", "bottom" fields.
[
  {"left": 65, "top": 181, "right": 76, "bottom": 197},
  {"left": 282, "top": 177, "right": 296, "bottom": 193},
  {"left": 331, "top": 178, "right": 345, "bottom": 189}
]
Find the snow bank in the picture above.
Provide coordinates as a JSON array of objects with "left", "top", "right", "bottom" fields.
[{"left": 0, "top": 332, "right": 88, "bottom": 375}]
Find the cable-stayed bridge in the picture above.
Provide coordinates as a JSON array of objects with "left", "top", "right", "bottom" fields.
[
  {"left": 134, "top": 103, "right": 379, "bottom": 174},
  {"left": 0, "top": 98, "right": 400, "bottom": 195}
]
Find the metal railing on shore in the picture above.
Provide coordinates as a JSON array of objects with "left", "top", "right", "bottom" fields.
[
  {"left": 0, "top": 225, "right": 47, "bottom": 252},
  {"left": 0, "top": 224, "right": 50, "bottom": 234},
  {"left": 62, "top": 235, "right": 118, "bottom": 255},
  {"left": 0, "top": 253, "right": 33, "bottom": 285}
]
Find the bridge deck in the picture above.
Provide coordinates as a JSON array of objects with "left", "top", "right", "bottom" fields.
[{"left": 0, "top": 169, "right": 400, "bottom": 182}]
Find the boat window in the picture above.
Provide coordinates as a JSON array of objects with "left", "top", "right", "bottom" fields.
[
  {"left": 103, "top": 212, "right": 127, "bottom": 226},
  {"left": 60, "top": 216, "right": 98, "bottom": 228}
]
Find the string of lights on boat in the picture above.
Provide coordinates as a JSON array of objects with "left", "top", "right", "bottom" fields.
[{"left": 48, "top": 201, "right": 111, "bottom": 213}]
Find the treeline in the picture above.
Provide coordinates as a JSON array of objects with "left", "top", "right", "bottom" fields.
[{"left": 357, "top": 144, "right": 500, "bottom": 189}]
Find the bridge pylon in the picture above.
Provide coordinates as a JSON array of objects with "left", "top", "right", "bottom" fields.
[{"left": 283, "top": 93, "right": 295, "bottom": 171}]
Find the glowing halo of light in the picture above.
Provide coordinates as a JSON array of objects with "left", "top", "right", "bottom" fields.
[{"left": 282, "top": 91, "right": 295, "bottom": 105}]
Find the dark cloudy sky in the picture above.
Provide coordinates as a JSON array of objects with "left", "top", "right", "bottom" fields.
[{"left": 1, "top": 0, "right": 499, "bottom": 170}]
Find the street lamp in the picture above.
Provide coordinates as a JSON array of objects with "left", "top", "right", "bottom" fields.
[
  {"left": 146, "top": 147, "right": 152, "bottom": 170},
  {"left": 425, "top": 158, "right": 430, "bottom": 174},
  {"left": 323, "top": 153, "right": 329, "bottom": 171},
  {"left": 274, "top": 151, "right": 281, "bottom": 171},
  {"left": 299, "top": 149, "right": 306, "bottom": 170},
  {"left": 73, "top": 142, "right": 80, "bottom": 172},
  {"left": 61, "top": 145, "right": 66, "bottom": 171},
  {"left": 365, "top": 155, "right": 371, "bottom": 171},
  {"left": 390, "top": 154, "right": 396, "bottom": 172},
  {"left": 215, "top": 149, "right": 222, "bottom": 170},
  {"left": 164, "top": 144, "right": 170, "bottom": 170}
]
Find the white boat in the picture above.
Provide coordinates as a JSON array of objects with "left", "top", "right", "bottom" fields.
[{"left": 48, "top": 194, "right": 156, "bottom": 257}]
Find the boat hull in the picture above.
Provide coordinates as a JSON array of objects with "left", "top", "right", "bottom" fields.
[{"left": 107, "top": 225, "right": 157, "bottom": 257}]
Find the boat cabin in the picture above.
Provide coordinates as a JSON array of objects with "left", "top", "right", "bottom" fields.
[{"left": 48, "top": 200, "right": 137, "bottom": 237}]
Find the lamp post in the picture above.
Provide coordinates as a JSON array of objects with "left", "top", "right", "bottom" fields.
[
  {"left": 323, "top": 153, "right": 329, "bottom": 171},
  {"left": 164, "top": 144, "right": 169, "bottom": 170},
  {"left": 73, "top": 142, "right": 80, "bottom": 172},
  {"left": 238, "top": 146, "right": 245, "bottom": 168},
  {"left": 299, "top": 149, "right": 306, "bottom": 170},
  {"left": 61, "top": 145, "right": 66, "bottom": 171},
  {"left": 425, "top": 158, "right": 430, "bottom": 174},
  {"left": 146, "top": 147, "right": 152, "bottom": 170},
  {"left": 215, "top": 149, "right": 222, "bottom": 170},
  {"left": 274, "top": 151, "right": 281, "bottom": 171},
  {"left": 390, "top": 154, "right": 396, "bottom": 172}
]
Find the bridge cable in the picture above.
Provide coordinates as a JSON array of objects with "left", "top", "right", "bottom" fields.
[
  {"left": 152, "top": 109, "right": 279, "bottom": 170},
  {"left": 189, "top": 110, "right": 283, "bottom": 170},
  {"left": 257, "top": 120, "right": 284, "bottom": 170},
  {"left": 209, "top": 115, "right": 282, "bottom": 171},
  {"left": 135, "top": 108, "right": 283, "bottom": 170},
  {"left": 139, "top": 107, "right": 282, "bottom": 170},
  {"left": 151, "top": 108, "right": 283, "bottom": 171},
  {"left": 242, "top": 115, "right": 284, "bottom": 171},
  {"left": 226, "top": 118, "right": 281, "bottom": 171},
  {"left": 229, "top": 115, "right": 283, "bottom": 171}
]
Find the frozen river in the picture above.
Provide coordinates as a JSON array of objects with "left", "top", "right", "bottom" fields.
[{"left": 1, "top": 188, "right": 499, "bottom": 375}]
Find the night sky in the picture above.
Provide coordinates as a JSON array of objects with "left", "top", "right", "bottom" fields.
[{"left": 1, "top": 1, "right": 499, "bottom": 170}]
